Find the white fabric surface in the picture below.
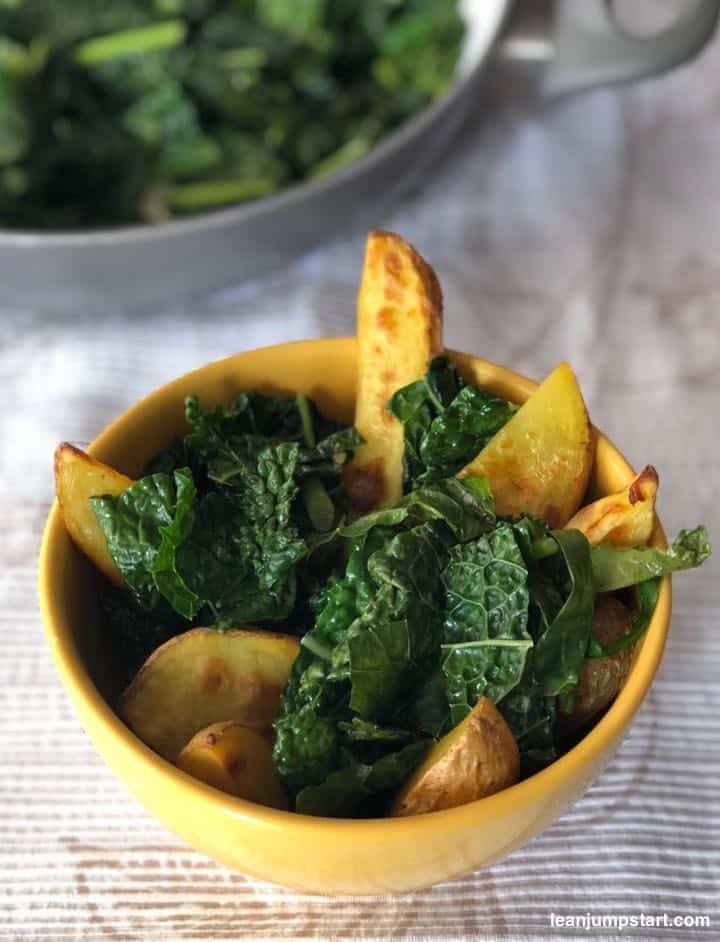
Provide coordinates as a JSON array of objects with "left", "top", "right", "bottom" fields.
[{"left": 2, "top": 30, "right": 719, "bottom": 942}]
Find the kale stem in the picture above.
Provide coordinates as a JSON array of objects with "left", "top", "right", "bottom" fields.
[
  {"left": 296, "top": 394, "right": 316, "bottom": 448},
  {"left": 441, "top": 639, "right": 533, "bottom": 651},
  {"left": 301, "top": 633, "right": 333, "bottom": 662},
  {"left": 167, "top": 177, "right": 276, "bottom": 211},
  {"left": 73, "top": 20, "right": 187, "bottom": 67},
  {"left": 531, "top": 536, "right": 559, "bottom": 560}
]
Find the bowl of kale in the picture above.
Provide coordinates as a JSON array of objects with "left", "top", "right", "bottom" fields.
[
  {"left": 40, "top": 232, "right": 711, "bottom": 893},
  {"left": 0, "top": 0, "right": 509, "bottom": 309}
]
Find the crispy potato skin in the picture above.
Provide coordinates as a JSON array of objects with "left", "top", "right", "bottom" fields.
[
  {"left": 566, "top": 465, "right": 658, "bottom": 546},
  {"left": 459, "top": 362, "right": 593, "bottom": 526},
  {"left": 54, "top": 443, "right": 133, "bottom": 585},
  {"left": 121, "top": 628, "right": 300, "bottom": 762},
  {"left": 390, "top": 697, "right": 519, "bottom": 816},
  {"left": 177, "top": 721, "right": 288, "bottom": 809},
  {"left": 344, "top": 230, "right": 443, "bottom": 511},
  {"left": 560, "top": 595, "right": 634, "bottom": 732}
]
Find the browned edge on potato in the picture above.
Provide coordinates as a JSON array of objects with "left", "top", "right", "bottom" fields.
[{"left": 344, "top": 229, "right": 444, "bottom": 512}]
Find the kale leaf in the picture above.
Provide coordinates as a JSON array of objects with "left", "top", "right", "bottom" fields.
[
  {"left": 440, "top": 523, "right": 533, "bottom": 726},
  {"left": 388, "top": 356, "right": 515, "bottom": 489},
  {"left": 295, "top": 740, "right": 430, "bottom": 817},
  {"left": 345, "top": 522, "right": 448, "bottom": 720},
  {"left": 341, "top": 475, "right": 495, "bottom": 542},
  {"left": 590, "top": 526, "right": 711, "bottom": 592},
  {"left": 272, "top": 475, "right": 497, "bottom": 812},
  {"left": 91, "top": 468, "right": 197, "bottom": 614},
  {"left": 498, "top": 655, "right": 558, "bottom": 774},
  {"left": 101, "top": 586, "right": 184, "bottom": 677},
  {"left": 93, "top": 446, "right": 307, "bottom": 627},
  {"left": 532, "top": 529, "right": 594, "bottom": 697}
]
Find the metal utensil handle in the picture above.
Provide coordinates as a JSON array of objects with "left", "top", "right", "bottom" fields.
[{"left": 501, "top": 0, "right": 720, "bottom": 95}]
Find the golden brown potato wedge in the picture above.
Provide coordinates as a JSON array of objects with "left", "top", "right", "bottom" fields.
[
  {"left": 459, "top": 362, "right": 592, "bottom": 526},
  {"left": 390, "top": 697, "right": 519, "bottom": 816},
  {"left": 54, "top": 443, "right": 133, "bottom": 585},
  {"left": 344, "top": 229, "right": 443, "bottom": 512},
  {"left": 121, "top": 628, "right": 300, "bottom": 761},
  {"left": 177, "top": 721, "right": 288, "bottom": 809},
  {"left": 559, "top": 595, "right": 634, "bottom": 732},
  {"left": 565, "top": 465, "right": 658, "bottom": 546}
]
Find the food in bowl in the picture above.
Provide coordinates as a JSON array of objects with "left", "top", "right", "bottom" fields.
[
  {"left": 53, "top": 231, "right": 710, "bottom": 820},
  {"left": 0, "top": 1, "right": 463, "bottom": 229}
]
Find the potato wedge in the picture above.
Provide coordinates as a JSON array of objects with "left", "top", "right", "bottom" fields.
[
  {"left": 559, "top": 595, "right": 634, "bottom": 732},
  {"left": 565, "top": 465, "right": 658, "bottom": 546},
  {"left": 344, "top": 229, "right": 443, "bottom": 512},
  {"left": 55, "top": 443, "right": 133, "bottom": 585},
  {"left": 390, "top": 697, "right": 519, "bottom": 816},
  {"left": 177, "top": 721, "right": 288, "bottom": 809},
  {"left": 459, "top": 362, "right": 592, "bottom": 526},
  {"left": 121, "top": 628, "right": 300, "bottom": 761}
]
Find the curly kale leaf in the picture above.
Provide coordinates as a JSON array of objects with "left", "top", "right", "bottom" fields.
[
  {"left": 341, "top": 475, "right": 495, "bottom": 542},
  {"left": 404, "top": 522, "right": 533, "bottom": 737},
  {"left": 92, "top": 446, "right": 306, "bottom": 626},
  {"left": 345, "top": 522, "right": 448, "bottom": 721},
  {"left": 440, "top": 523, "right": 532, "bottom": 727},
  {"left": 388, "top": 356, "right": 515, "bottom": 489},
  {"left": 91, "top": 468, "right": 198, "bottom": 615},
  {"left": 272, "top": 524, "right": 445, "bottom": 808}
]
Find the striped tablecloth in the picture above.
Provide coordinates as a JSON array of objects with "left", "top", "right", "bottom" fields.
[{"left": 2, "top": 33, "right": 719, "bottom": 942}]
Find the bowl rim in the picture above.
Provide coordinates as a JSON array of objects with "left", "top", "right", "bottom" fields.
[
  {"left": 2, "top": 3, "right": 511, "bottom": 246},
  {"left": 38, "top": 337, "right": 672, "bottom": 837}
]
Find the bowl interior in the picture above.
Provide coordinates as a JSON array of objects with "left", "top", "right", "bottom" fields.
[{"left": 40, "top": 339, "right": 671, "bottom": 842}]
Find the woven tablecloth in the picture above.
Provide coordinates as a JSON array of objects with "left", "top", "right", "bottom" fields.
[{"left": 2, "top": 28, "right": 719, "bottom": 942}]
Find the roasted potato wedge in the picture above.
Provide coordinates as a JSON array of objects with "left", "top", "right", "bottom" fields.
[
  {"left": 121, "top": 628, "right": 300, "bottom": 761},
  {"left": 177, "top": 721, "right": 288, "bottom": 809},
  {"left": 459, "top": 362, "right": 592, "bottom": 526},
  {"left": 390, "top": 697, "right": 519, "bottom": 816},
  {"left": 344, "top": 229, "right": 443, "bottom": 512},
  {"left": 565, "top": 465, "right": 658, "bottom": 546},
  {"left": 560, "top": 595, "right": 634, "bottom": 732},
  {"left": 54, "top": 443, "right": 133, "bottom": 585}
]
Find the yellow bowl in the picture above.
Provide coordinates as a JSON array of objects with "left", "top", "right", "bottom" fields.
[{"left": 39, "top": 339, "right": 671, "bottom": 895}]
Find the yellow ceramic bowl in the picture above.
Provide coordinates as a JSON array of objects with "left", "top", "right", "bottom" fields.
[{"left": 39, "top": 339, "right": 671, "bottom": 895}]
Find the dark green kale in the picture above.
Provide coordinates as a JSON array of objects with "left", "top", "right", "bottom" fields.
[
  {"left": 93, "top": 389, "right": 360, "bottom": 634},
  {"left": 531, "top": 529, "right": 594, "bottom": 698},
  {"left": 498, "top": 656, "right": 558, "bottom": 774},
  {"left": 440, "top": 523, "right": 533, "bottom": 727},
  {"left": 91, "top": 468, "right": 198, "bottom": 615},
  {"left": 295, "top": 740, "right": 430, "bottom": 817},
  {"left": 92, "top": 452, "right": 307, "bottom": 626},
  {"left": 272, "top": 476, "right": 497, "bottom": 812},
  {"left": 388, "top": 357, "right": 515, "bottom": 490},
  {"left": 101, "top": 586, "right": 184, "bottom": 676},
  {"left": 0, "top": 1, "right": 464, "bottom": 228}
]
